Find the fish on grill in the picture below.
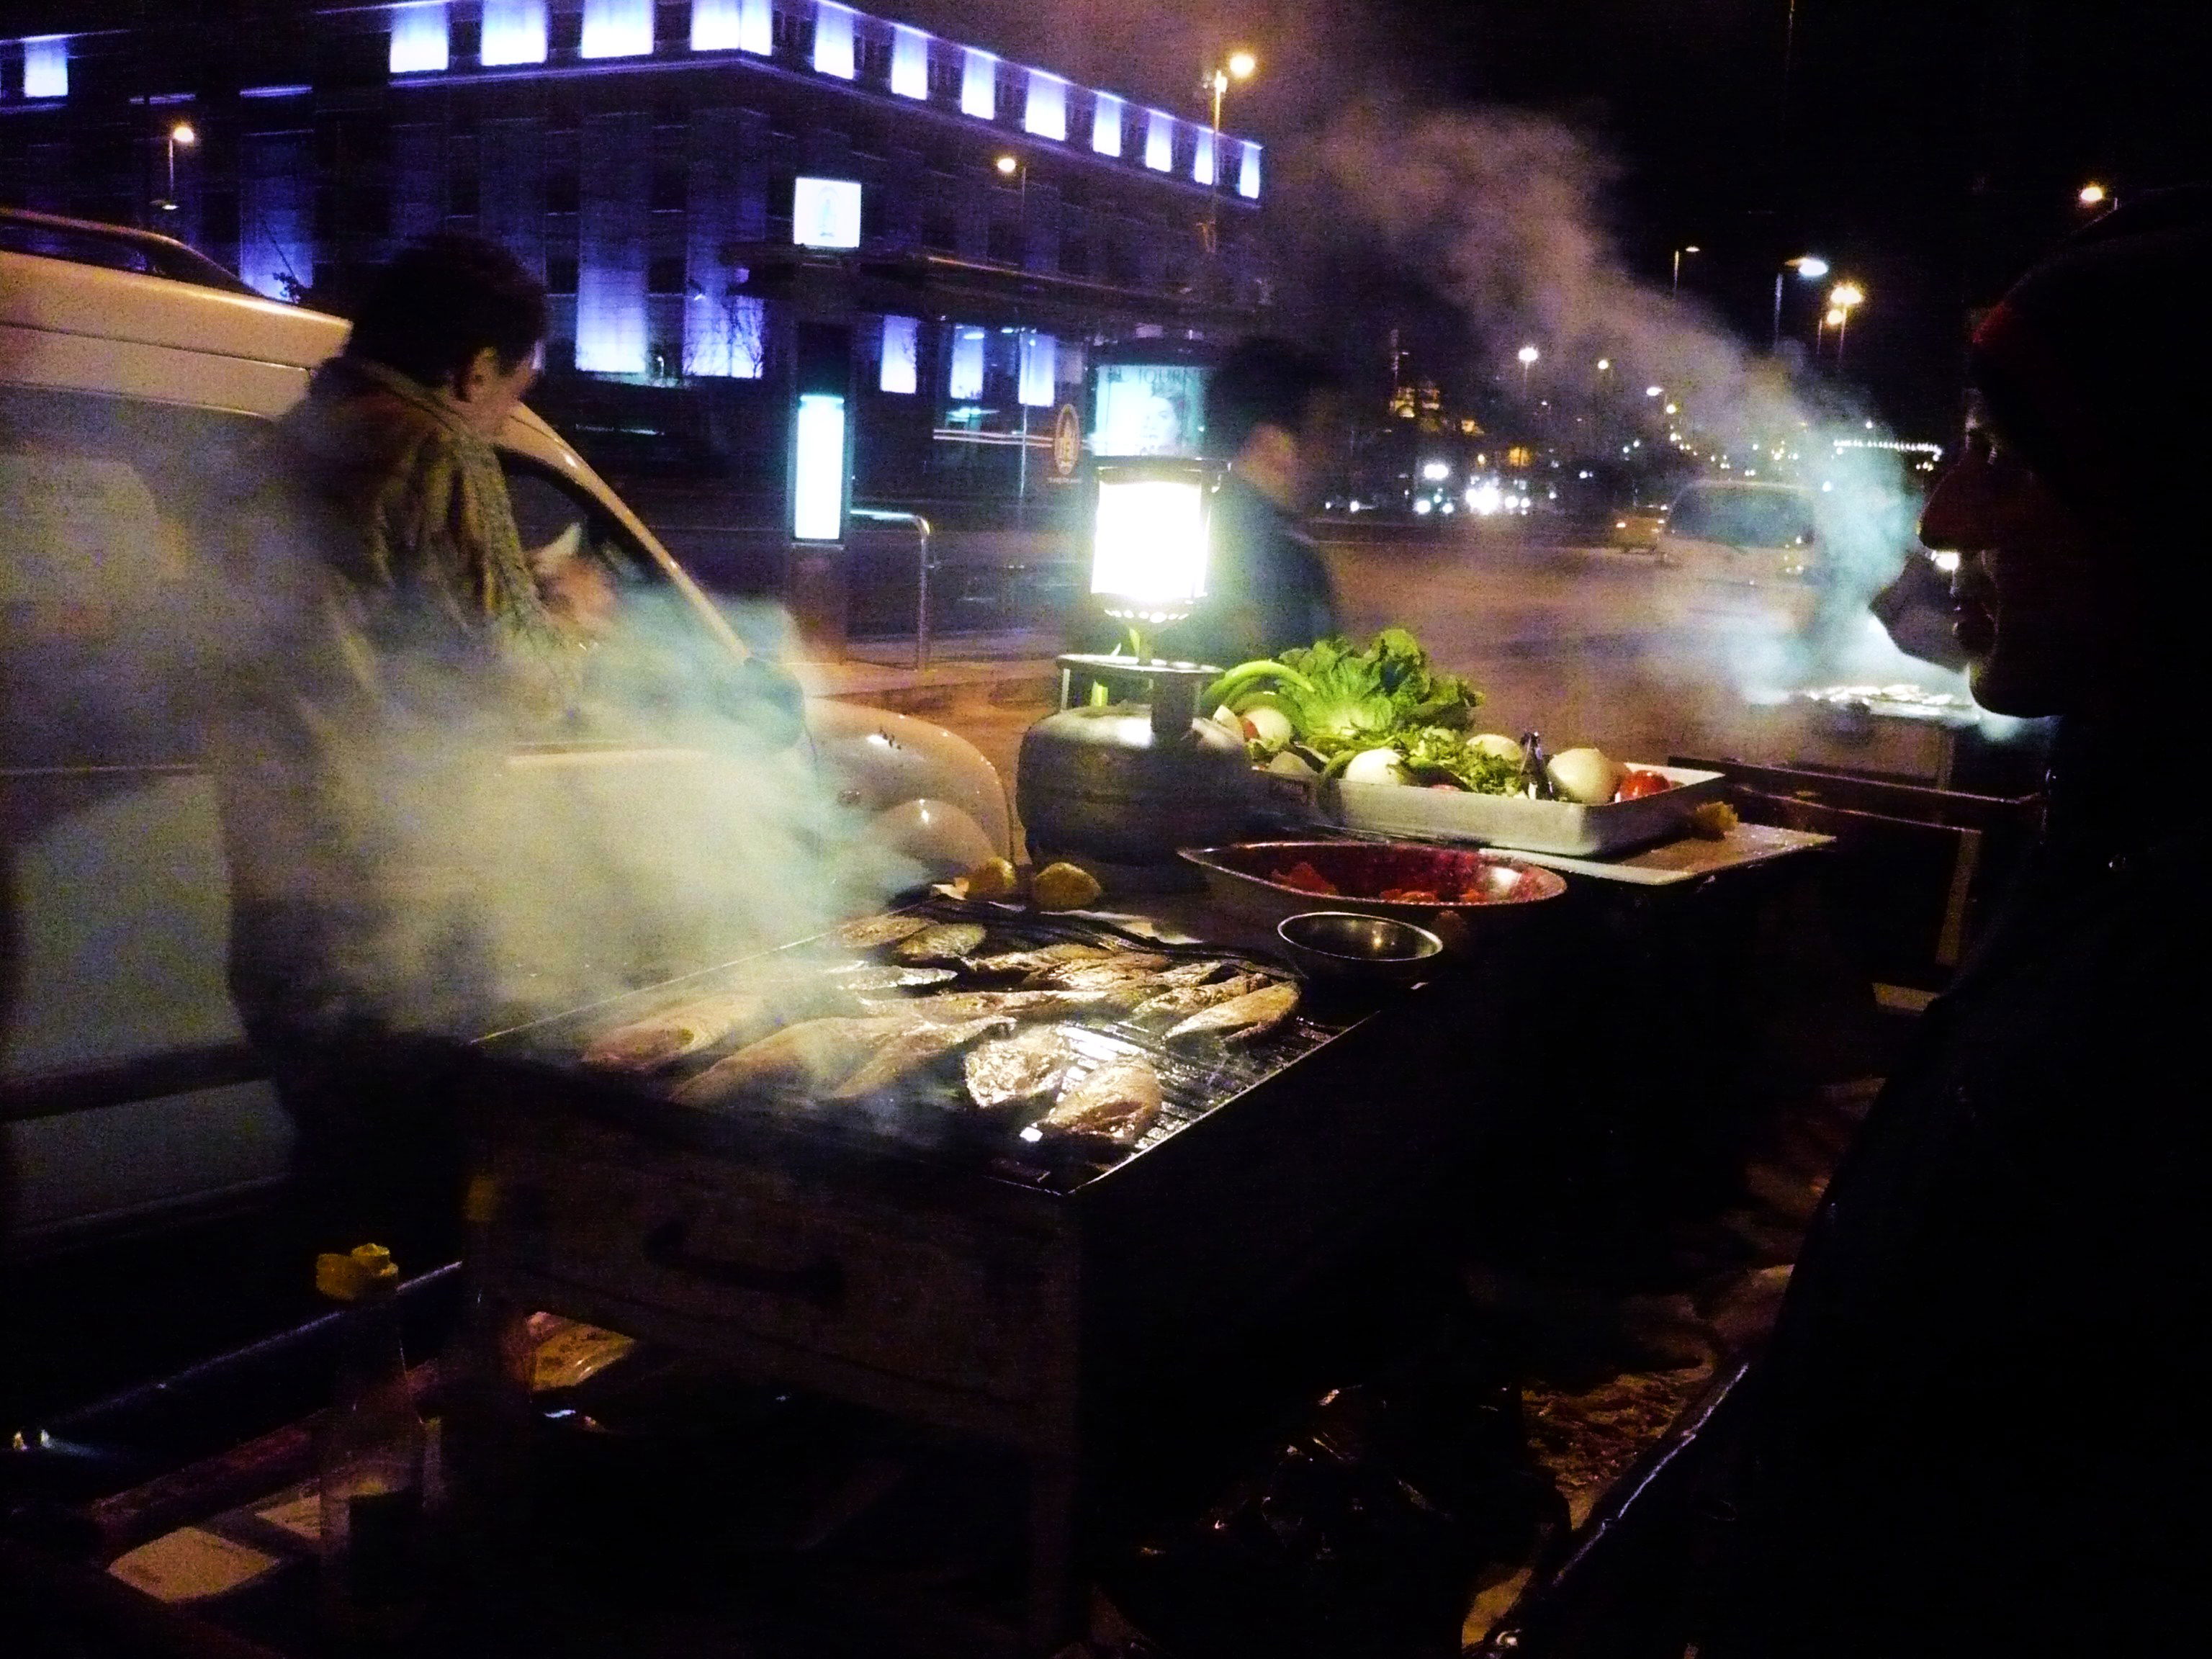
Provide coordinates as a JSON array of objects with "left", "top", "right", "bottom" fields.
[
  {"left": 829, "top": 963, "right": 961, "bottom": 993},
  {"left": 886, "top": 988, "right": 1120, "bottom": 1022},
  {"left": 963, "top": 943, "right": 1118, "bottom": 979},
  {"left": 582, "top": 990, "right": 777, "bottom": 1071},
  {"left": 834, "top": 914, "right": 934, "bottom": 950},
  {"left": 963, "top": 1025, "right": 1075, "bottom": 1113},
  {"left": 1026, "top": 954, "right": 1172, "bottom": 991},
  {"left": 1163, "top": 981, "right": 1300, "bottom": 1046},
  {"left": 826, "top": 1016, "right": 1012, "bottom": 1100},
  {"left": 673, "top": 1015, "right": 919, "bottom": 1105},
  {"left": 894, "top": 922, "right": 990, "bottom": 963},
  {"left": 1037, "top": 1059, "right": 1163, "bottom": 1144},
  {"left": 1129, "top": 971, "right": 1272, "bottom": 1026}
]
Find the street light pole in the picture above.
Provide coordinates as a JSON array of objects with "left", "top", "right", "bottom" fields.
[
  {"left": 161, "top": 120, "right": 197, "bottom": 212},
  {"left": 1200, "top": 50, "right": 1255, "bottom": 261},
  {"left": 1671, "top": 244, "right": 1699, "bottom": 297},
  {"left": 1771, "top": 254, "right": 1828, "bottom": 351}
]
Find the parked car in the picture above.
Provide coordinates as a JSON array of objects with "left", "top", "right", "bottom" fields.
[
  {"left": 0, "top": 212, "right": 1010, "bottom": 1258},
  {"left": 1655, "top": 480, "right": 1820, "bottom": 581}
]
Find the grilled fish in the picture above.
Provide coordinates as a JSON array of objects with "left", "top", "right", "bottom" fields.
[
  {"left": 1026, "top": 953, "right": 1172, "bottom": 990},
  {"left": 963, "top": 1025, "right": 1074, "bottom": 1113},
  {"left": 826, "top": 1016, "right": 1012, "bottom": 1100},
  {"left": 1038, "top": 1059, "right": 1163, "bottom": 1144},
  {"left": 582, "top": 991, "right": 776, "bottom": 1070},
  {"left": 894, "top": 922, "right": 989, "bottom": 963},
  {"left": 830, "top": 963, "right": 960, "bottom": 992},
  {"left": 1163, "top": 981, "right": 1300, "bottom": 1046},
  {"left": 963, "top": 943, "right": 1118, "bottom": 979},
  {"left": 1130, "top": 972, "right": 1272, "bottom": 1026},
  {"left": 887, "top": 988, "right": 1120, "bottom": 1022},
  {"left": 673, "top": 1016, "right": 917, "bottom": 1105},
  {"left": 834, "top": 914, "right": 933, "bottom": 950}
]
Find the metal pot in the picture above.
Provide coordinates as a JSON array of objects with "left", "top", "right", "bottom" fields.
[{"left": 1017, "top": 657, "right": 1257, "bottom": 867}]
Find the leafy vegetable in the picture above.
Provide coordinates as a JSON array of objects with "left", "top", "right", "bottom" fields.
[
  {"left": 1206, "top": 629, "right": 1484, "bottom": 762},
  {"left": 1395, "top": 727, "right": 1528, "bottom": 794}
]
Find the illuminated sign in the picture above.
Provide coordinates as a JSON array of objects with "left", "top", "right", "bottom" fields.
[
  {"left": 793, "top": 394, "right": 848, "bottom": 542},
  {"left": 792, "top": 177, "right": 862, "bottom": 249},
  {"left": 1094, "top": 364, "right": 1206, "bottom": 459}
]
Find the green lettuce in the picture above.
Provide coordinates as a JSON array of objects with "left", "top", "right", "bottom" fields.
[{"left": 1207, "top": 629, "right": 1483, "bottom": 759}]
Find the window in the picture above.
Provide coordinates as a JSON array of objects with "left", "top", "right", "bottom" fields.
[
  {"left": 889, "top": 24, "right": 928, "bottom": 98},
  {"left": 647, "top": 255, "right": 687, "bottom": 295},
  {"left": 479, "top": 0, "right": 548, "bottom": 65},
  {"left": 1239, "top": 141, "right": 1262, "bottom": 199},
  {"left": 388, "top": 4, "right": 450, "bottom": 74},
  {"left": 1091, "top": 93, "right": 1124, "bottom": 158},
  {"left": 0, "top": 386, "right": 261, "bottom": 770},
  {"left": 547, "top": 253, "right": 579, "bottom": 293},
  {"left": 812, "top": 2, "right": 855, "bottom": 78},
  {"left": 580, "top": 0, "right": 653, "bottom": 58},
  {"left": 1144, "top": 110, "right": 1174, "bottom": 172},
  {"left": 879, "top": 315, "right": 920, "bottom": 395},
  {"left": 1023, "top": 71, "right": 1066, "bottom": 142},
  {"left": 691, "top": 0, "right": 770, "bottom": 54},
  {"left": 961, "top": 48, "right": 996, "bottom": 120}
]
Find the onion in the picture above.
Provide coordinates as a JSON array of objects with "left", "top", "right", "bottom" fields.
[
  {"left": 1547, "top": 746, "right": 1623, "bottom": 805},
  {"left": 1242, "top": 705, "right": 1295, "bottom": 751},
  {"left": 1469, "top": 732, "right": 1524, "bottom": 763},
  {"left": 1342, "top": 747, "right": 1413, "bottom": 786}
]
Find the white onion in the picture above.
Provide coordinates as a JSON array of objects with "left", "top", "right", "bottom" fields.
[
  {"left": 1547, "top": 746, "right": 1623, "bottom": 804},
  {"left": 1342, "top": 747, "right": 1413, "bottom": 786}
]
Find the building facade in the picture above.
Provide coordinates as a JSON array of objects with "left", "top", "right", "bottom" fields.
[{"left": 1, "top": 2, "right": 1271, "bottom": 540}]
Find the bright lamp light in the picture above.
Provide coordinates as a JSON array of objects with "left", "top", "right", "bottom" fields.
[
  {"left": 793, "top": 394, "right": 847, "bottom": 542},
  {"left": 1091, "top": 468, "right": 1210, "bottom": 624}
]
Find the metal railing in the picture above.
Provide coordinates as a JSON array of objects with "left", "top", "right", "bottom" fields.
[{"left": 848, "top": 507, "right": 936, "bottom": 669}]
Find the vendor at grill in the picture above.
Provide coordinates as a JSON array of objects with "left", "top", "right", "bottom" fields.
[
  {"left": 1703, "top": 187, "right": 2212, "bottom": 1655},
  {"left": 212, "top": 235, "right": 594, "bottom": 1262},
  {"left": 1167, "top": 337, "right": 1342, "bottom": 669}
]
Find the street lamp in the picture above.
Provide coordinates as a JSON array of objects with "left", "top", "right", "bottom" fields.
[
  {"left": 1770, "top": 254, "right": 1828, "bottom": 350},
  {"left": 1517, "top": 343, "right": 1539, "bottom": 394},
  {"left": 2078, "top": 181, "right": 2109, "bottom": 209},
  {"left": 1201, "top": 50, "right": 1256, "bottom": 258},
  {"left": 1671, "top": 244, "right": 1700, "bottom": 297},
  {"left": 161, "top": 120, "right": 197, "bottom": 212},
  {"left": 994, "top": 153, "right": 1028, "bottom": 266},
  {"left": 1827, "top": 279, "right": 1866, "bottom": 365}
]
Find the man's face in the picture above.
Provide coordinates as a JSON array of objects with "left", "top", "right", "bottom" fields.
[
  {"left": 1918, "top": 401, "right": 2134, "bottom": 718},
  {"left": 451, "top": 342, "right": 541, "bottom": 439}
]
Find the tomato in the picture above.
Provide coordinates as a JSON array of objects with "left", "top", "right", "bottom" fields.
[{"left": 1614, "top": 768, "right": 1673, "bottom": 801}]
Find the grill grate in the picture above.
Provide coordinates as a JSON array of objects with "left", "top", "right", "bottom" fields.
[{"left": 479, "top": 896, "right": 1356, "bottom": 1192}]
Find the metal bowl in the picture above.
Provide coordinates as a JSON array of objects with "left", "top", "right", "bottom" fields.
[{"left": 1277, "top": 911, "right": 1445, "bottom": 986}]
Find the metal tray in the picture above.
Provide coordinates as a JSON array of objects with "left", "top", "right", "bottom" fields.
[{"left": 1267, "top": 762, "right": 1727, "bottom": 857}]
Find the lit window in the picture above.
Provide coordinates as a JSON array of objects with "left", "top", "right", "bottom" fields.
[
  {"left": 387, "top": 5, "right": 448, "bottom": 76},
  {"left": 1192, "top": 128, "right": 1215, "bottom": 186},
  {"left": 691, "top": 0, "right": 769, "bottom": 55},
  {"left": 1019, "top": 331, "right": 1057, "bottom": 408},
  {"left": 577, "top": 254, "right": 647, "bottom": 374},
  {"left": 1238, "top": 141, "right": 1262, "bottom": 199},
  {"left": 1143, "top": 110, "right": 1174, "bottom": 172},
  {"left": 961, "top": 48, "right": 996, "bottom": 120},
  {"left": 890, "top": 25, "right": 928, "bottom": 98},
  {"left": 1090, "top": 93, "right": 1123, "bottom": 158},
  {"left": 22, "top": 35, "right": 71, "bottom": 99},
  {"left": 685, "top": 292, "right": 767, "bottom": 379},
  {"left": 880, "top": 315, "right": 920, "bottom": 395},
  {"left": 1024, "top": 71, "right": 1066, "bottom": 141},
  {"left": 480, "top": 0, "right": 547, "bottom": 66},
  {"left": 793, "top": 178, "right": 862, "bottom": 248},
  {"left": 948, "top": 327, "right": 986, "bottom": 400},
  {"left": 812, "top": 3, "right": 855, "bottom": 79},
  {"left": 580, "top": 0, "right": 652, "bottom": 60}
]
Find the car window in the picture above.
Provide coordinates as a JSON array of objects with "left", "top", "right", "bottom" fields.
[{"left": 0, "top": 386, "right": 262, "bottom": 768}]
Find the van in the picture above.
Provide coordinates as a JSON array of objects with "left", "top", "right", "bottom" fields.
[{"left": 0, "top": 211, "right": 1009, "bottom": 1256}]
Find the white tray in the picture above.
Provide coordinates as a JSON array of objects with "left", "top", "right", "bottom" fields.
[{"left": 1264, "top": 763, "right": 1728, "bottom": 858}]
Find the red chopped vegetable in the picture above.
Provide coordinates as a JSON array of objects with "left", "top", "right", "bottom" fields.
[
  {"left": 1614, "top": 768, "right": 1674, "bottom": 801},
  {"left": 1275, "top": 860, "right": 1340, "bottom": 896}
]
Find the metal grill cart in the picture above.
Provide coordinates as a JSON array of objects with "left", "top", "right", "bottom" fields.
[{"left": 451, "top": 898, "right": 1502, "bottom": 1649}]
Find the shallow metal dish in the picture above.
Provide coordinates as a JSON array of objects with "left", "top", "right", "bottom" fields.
[
  {"left": 1181, "top": 839, "right": 1567, "bottom": 932},
  {"left": 1277, "top": 912, "right": 1444, "bottom": 986}
]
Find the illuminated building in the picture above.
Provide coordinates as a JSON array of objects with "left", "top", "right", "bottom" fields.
[{"left": 0, "top": 3, "right": 1270, "bottom": 527}]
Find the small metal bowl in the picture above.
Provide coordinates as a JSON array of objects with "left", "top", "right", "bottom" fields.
[{"left": 1277, "top": 910, "right": 1445, "bottom": 986}]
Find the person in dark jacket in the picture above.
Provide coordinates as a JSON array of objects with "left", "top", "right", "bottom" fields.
[
  {"left": 1705, "top": 189, "right": 2212, "bottom": 1656},
  {"left": 1170, "top": 338, "right": 1341, "bottom": 667}
]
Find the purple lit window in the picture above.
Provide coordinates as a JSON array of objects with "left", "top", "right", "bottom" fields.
[
  {"left": 480, "top": 0, "right": 547, "bottom": 66},
  {"left": 580, "top": 0, "right": 652, "bottom": 60},
  {"left": 387, "top": 5, "right": 448, "bottom": 75}
]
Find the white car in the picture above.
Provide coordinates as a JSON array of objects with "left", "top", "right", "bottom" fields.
[
  {"left": 1655, "top": 480, "right": 1820, "bottom": 583},
  {"left": 0, "top": 211, "right": 1010, "bottom": 1257}
]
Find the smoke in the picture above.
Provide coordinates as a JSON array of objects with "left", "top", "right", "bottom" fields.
[{"left": 1282, "top": 96, "right": 1990, "bottom": 753}]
